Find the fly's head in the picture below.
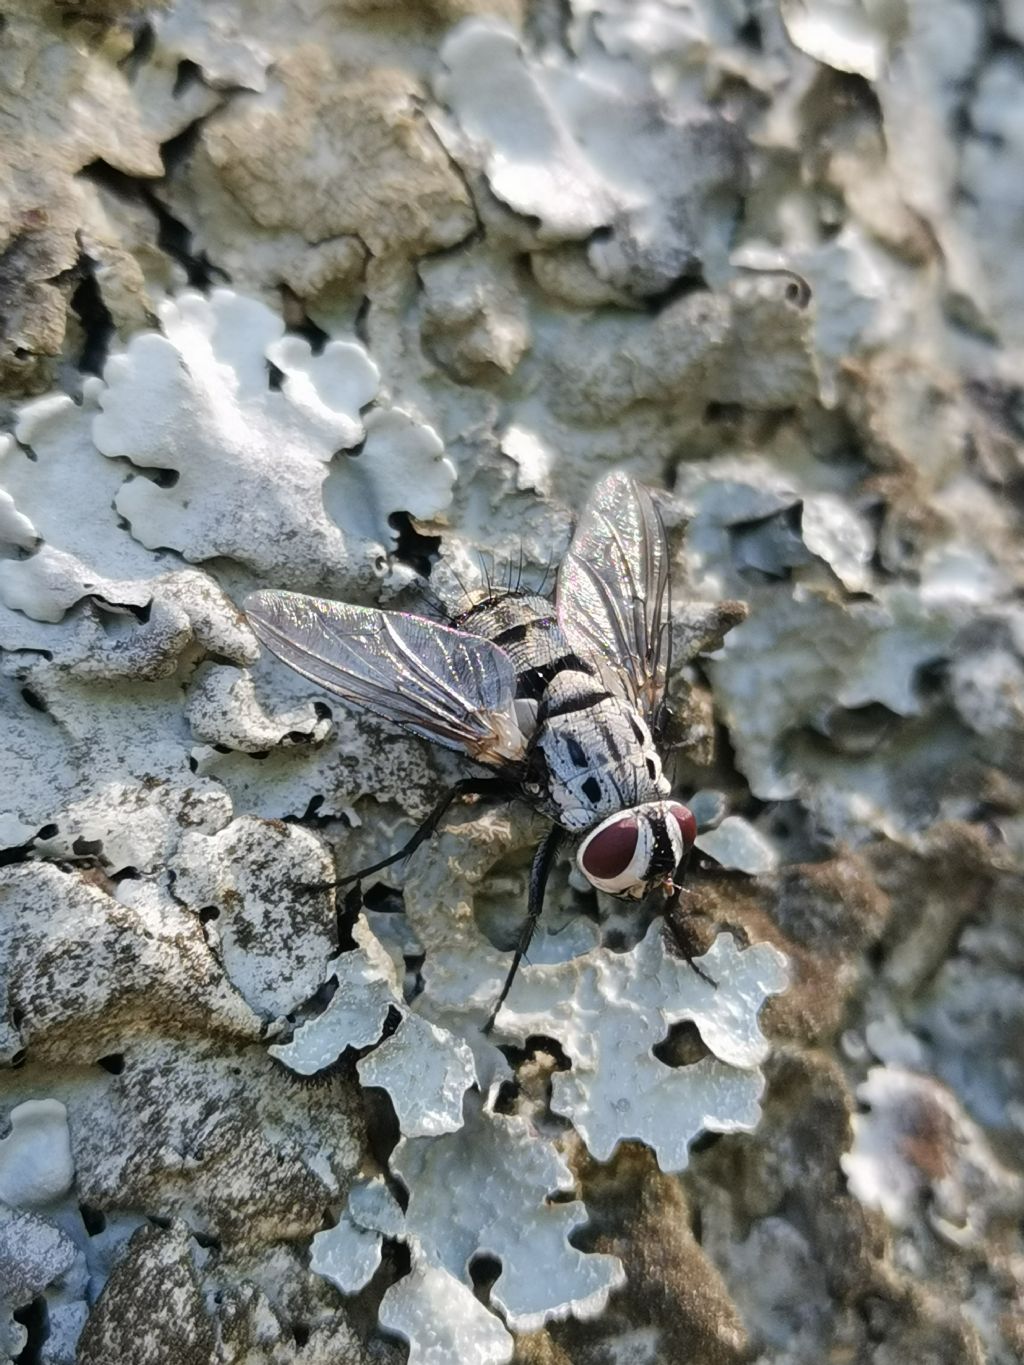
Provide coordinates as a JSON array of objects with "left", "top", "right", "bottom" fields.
[{"left": 576, "top": 800, "right": 697, "bottom": 900}]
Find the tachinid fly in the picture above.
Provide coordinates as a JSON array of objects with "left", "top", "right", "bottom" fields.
[{"left": 245, "top": 471, "right": 703, "bottom": 1028}]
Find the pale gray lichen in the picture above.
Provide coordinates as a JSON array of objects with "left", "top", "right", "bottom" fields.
[
  {"left": 842, "top": 1067, "right": 1024, "bottom": 1245},
  {"left": 316, "top": 1107, "right": 628, "bottom": 1360},
  {"left": 696, "top": 815, "right": 780, "bottom": 876},
  {"left": 0, "top": 1207, "right": 79, "bottom": 1362},
  {"left": 268, "top": 920, "right": 401, "bottom": 1074},
  {"left": 153, "top": 0, "right": 272, "bottom": 93},
  {"left": 494, "top": 927, "right": 788, "bottom": 1171},
  {"left": 0, "top": 1100, "right": 74, "bottom": 1210},
  {"left": 312, "top": 1196, "right": 391, "bottom": 1296},
  {"left": 270, "top": 918, "right": 477, "bottom": 1138},
  {"left": 269, "top": 819, "right": 784, "bottom": 1338},
  {"left": 0, "top": 1101, "right": 79, "bottom": 1363},
  {"left": 419, "top": 246, "right": 531, "bottom": 382},
  {"left": 184, "top": 662, "right": 334, "bottom": 754},
  {"left": 708, "top": 587, "right": 964, "bottom": 806},
  {"left": 357, "top": 1014, "right": 477, "bottom": 1139},
  {"left": 92, "top": 290, "right": 453, "bottom": 592},
  {"left": 436, "top": 18, "right": 746, "bottom": 297},
  {"left": 316, "top": 1097, "right": 626, "bottom": 1361},
  {"left": 0, "top": 640, "right": 236, "bottom": 869},
  {"left": 379, "top": 1262, "right": 515, "bottom": 1365},
  {"left": 191, "top": 643, "right": 449, "bottom": 826},
  {"left": 310, "top": 1175, "right": 405, "bottom": 1297},
  {"left": 390, "top": 1098, "right": 626, "bottom": 1334},
  {"left": 0, "top": 384, "right": 255, "bottom": 646},
  {"left": 779, "top": 0, "right": 893, "bottom": 82}
]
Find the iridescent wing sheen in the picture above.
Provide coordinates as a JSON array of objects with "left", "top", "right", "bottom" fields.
[
  {"left": 556, "top": 470, "right": 671, "bottom": 728},
  {"left": 244, "top": 590, "right": 527, "bottom": 766}
]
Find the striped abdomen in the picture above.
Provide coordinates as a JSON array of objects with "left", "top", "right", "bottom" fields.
[{"left": 456, "top": 592, "right": 593, "bottom": 700}]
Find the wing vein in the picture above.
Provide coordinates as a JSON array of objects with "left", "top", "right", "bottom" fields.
[
  {"left": 244, "top": 591, "right": 526, "bottom": 764},
  {"left": 556, "top": 471, "right": 672, "bottom": 726}
]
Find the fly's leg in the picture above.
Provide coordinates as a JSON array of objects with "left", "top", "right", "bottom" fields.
[
  {"left": 483, "top": 825, "right": 563, "bottom": 1034},
  {"left": 336, "top": 880, "right": 366, "bottom": 950},
  {"left": 663, "top": 861, "right": 717, "bottom": 988},
  {"left": 341, "top": 776, "right": 513, "bottom": 885},
  {"left": 294, "top": 776, "right": 512, "bottom": 894}
]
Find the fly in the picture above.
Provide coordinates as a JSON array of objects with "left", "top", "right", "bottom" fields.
[{"left": 244, "top": 471, "right": 707, "bottom": 1029}]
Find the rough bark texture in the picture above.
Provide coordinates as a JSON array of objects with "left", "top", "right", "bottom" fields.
[{"left": 1, "top": 2, "right": 1023, "bottom": 1362}]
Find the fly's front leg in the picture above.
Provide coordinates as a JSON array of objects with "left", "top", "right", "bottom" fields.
[
  {"left": 294, "top": 776, "right": 512, "bottom": 895},
  {"left": 663, "top": 860, "right": 717, "bottom": 988},
  {"left": 483, "top": 824, "right": 563, "bottom": 1034}
]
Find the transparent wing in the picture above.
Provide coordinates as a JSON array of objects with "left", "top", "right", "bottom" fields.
[
  {"left": 556, "top": 471, "right": 671, "bottom": 726},
  {"left": 245, "top": 591, "right": 527, "bottom": 765}
]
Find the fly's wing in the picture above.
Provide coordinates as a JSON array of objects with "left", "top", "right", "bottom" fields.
[
  {"left": 244, "top": 591, "right": 527, "bottom": 766},
  {"left": 556, "top": 471, "right": 671, "bottom": 727}
]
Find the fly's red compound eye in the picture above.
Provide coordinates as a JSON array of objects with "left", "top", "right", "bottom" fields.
[
  {"left": 669, "top": 803, "right": 697, "bottom": 850},
  {"left": 580, "top": 816, "right": 639, "bottom": 881}
]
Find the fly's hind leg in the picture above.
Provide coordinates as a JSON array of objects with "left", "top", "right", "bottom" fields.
[
  {"left": 293, "top": 776, "right": 512, "bottom": 895},
  {"left": 483, "top": 824, "right": 563, "bottom": 1034}
]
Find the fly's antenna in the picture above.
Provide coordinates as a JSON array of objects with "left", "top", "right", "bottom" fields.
[{"left": 516, "top": 540, "right": 525, "bottom": 594}]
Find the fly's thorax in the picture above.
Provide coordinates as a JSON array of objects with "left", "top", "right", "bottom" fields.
[
  {"left": 577, "top": 800, "right": 697, "bottom": 897},
  {"left": 525, "top": 672, "right": 669, "bottom": 832}
]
